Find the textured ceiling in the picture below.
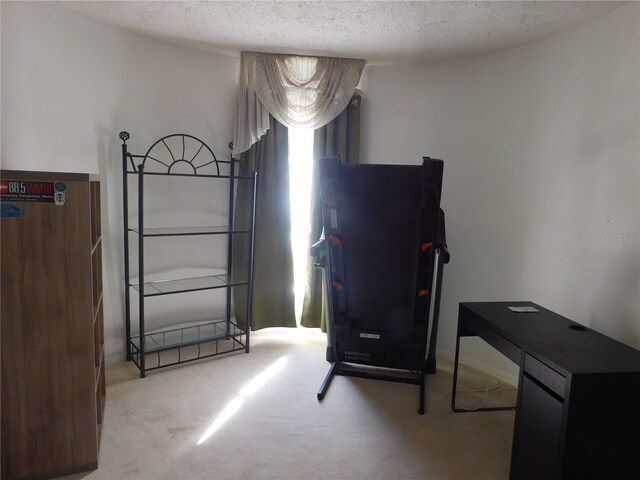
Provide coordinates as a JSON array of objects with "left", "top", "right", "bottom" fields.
[{"left": 66, "top": 1, "right": 624, "bottom": 64}]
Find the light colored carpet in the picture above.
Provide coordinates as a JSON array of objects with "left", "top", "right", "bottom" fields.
[{"left": 69, "top": 328, "right": 516, "bottom": 480}]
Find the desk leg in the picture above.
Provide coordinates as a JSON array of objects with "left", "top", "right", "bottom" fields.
[{"left": 451, "top": 330, "right": 462, "bottom": 412}]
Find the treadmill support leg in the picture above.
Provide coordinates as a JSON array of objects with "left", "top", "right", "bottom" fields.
[
  {"left": 317, "top": 363, "right": 338, "bottom": 401},
  {"left": 419, "top": 369, "right": 426, "bottom": 415}
]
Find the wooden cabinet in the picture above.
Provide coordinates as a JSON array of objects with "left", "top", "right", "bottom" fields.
[{"left": 1, "top": 170, "right": 105, "bottom": 480}]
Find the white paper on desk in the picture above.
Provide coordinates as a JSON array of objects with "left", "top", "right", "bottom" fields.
[{"left": 508, "top": 306, "right": 539, "bottom": 313}]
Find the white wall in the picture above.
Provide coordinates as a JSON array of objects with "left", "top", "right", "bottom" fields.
[
  {"left": 360, "top": 3, "right": 640, "bottom": 381},
  {"left": 1, "top": 1, "right": 240, "bottom": 362}
]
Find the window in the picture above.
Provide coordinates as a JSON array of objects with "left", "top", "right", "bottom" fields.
[{"left": 288, "top": 127, "right": 314, "bottom": 322}]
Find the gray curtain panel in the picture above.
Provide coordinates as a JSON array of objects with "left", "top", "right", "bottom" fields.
[
  {"left": 233, "top": 116, "right": 296, "bottom": 331},
  {"left": 300, "top": 94, "right": 362, "bottom": 330}
]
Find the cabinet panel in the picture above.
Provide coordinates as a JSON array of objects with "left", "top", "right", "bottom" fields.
[{"left": 511, "top": 374, "right": 564, "bottom": 480}]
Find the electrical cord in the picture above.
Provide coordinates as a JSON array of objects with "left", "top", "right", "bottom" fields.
[{"left": 443, "top": 381, "right": 516, "bottom": 411}]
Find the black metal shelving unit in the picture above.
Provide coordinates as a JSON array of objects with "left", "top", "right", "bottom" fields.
[{"left": 119, "top": 131, "right": 257, "bottom": 377}]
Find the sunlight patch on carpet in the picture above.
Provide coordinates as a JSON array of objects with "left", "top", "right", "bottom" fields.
[{"left": 197, "top": 355, "right": 288, "bottom": 444}]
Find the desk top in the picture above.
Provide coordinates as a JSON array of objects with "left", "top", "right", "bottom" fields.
[{"left": 460, "top": 302, "right": 640, "bottom": 377}]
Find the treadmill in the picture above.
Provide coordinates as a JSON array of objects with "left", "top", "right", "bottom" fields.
[{"left": 312, "top": 156, "right": 449, "bottom": 414}]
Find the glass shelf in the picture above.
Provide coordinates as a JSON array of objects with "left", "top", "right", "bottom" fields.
[
  {"left": 130, "top": 319, "right": 245, "bottom": 353},
  {"left": 131, "top": 273, "right": 248, "bottom": 296},
  {"left": 129, "top": 226, "right": 251, "bottom": 236}
]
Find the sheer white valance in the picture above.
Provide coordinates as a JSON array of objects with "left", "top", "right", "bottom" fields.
[{"left": 233, "top": 51, "right": 365, "bottom": 157}]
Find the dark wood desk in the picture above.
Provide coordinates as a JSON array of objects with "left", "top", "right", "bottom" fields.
[{"left": 452, "top": 302, "right": 640, "bottom": 480}]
